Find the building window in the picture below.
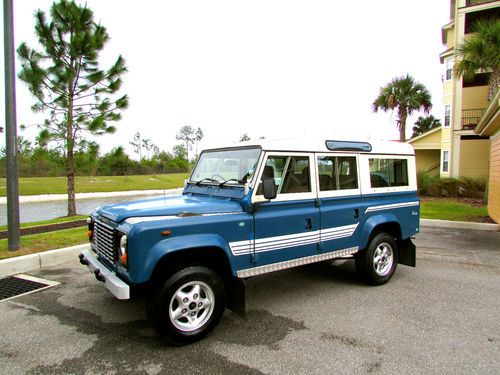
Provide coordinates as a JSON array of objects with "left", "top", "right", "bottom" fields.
[
  {"left": 442, "top": 151, "right": 449, "bottom": 173},
  {"left": 444, "top": 105, "right": 451, "bottom": 127},
  {"left": 445, "top": 57, "right": 454, "bottom": 81}
]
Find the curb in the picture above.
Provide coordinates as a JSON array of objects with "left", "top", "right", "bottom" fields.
[
  {"left": 420, "top": 218, "right": 499, "bottom": 231},
  {"left": 0, "top": 243, "right": 90, "bottom": 279}
]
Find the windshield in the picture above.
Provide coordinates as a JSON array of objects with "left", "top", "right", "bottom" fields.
[{"left": 190, "top": 147, "right": 261, "bottom": 184}]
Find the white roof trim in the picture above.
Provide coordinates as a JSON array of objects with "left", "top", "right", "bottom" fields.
[{"left": 225, "top": 136, "right": 415, "bottom": 155}]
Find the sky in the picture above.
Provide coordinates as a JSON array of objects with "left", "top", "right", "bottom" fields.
[{"left": 1, "top": 0, "right": 451, "bottom": 159}]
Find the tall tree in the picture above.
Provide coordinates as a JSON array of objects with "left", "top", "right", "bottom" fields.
[
  {"left": 411, "top": 115, "right": 442, "bottom": 138},
  {"left": 176, "top": 125, "right": 203, "bottom": 160},
  {"left": 129, "top": 131, "right": 142, "bottom": 160},
  {"left": 17, "top": 0, "right": 128, "bottom": 216},
  {"left": 372, "top": 74, "right": 432, "bottom": 142},
  {"left": 454, "top": 19, "right": 500, "bottom": 101},
  {"left": 142, "top": 138, "right": 153, "bottom": 160}
]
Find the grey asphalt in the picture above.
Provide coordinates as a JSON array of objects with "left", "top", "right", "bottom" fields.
[{"left": 0, "top": 226, "right": 499, "bottom": 375}]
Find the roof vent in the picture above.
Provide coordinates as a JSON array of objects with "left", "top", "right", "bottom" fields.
[{"left": 325, "top": 140, "right": 372, "bottom": 152}]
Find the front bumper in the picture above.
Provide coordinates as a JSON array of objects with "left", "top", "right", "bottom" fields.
[{"left": 79, "top": 249, "right": 130, "bottom": 300}]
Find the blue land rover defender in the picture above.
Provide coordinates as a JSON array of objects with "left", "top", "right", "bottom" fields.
[{"left": 80, "top": 138, "right": 419, "bottom": 345}]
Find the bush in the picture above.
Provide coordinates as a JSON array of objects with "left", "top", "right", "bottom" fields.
[{"left": 417, "top": 172, "right": 487, "bottom": 199}]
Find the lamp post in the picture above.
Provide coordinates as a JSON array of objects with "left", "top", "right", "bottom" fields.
[{"left": 4, "top": 0, "right": 21, "bottom": 250}]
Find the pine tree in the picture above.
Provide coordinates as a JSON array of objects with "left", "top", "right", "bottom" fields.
[{"left": 17, "top": 0, "right": 129, "bottom": 215}]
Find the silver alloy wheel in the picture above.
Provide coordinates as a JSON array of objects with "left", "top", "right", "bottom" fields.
[
  {"left": 169, "top": 281, "right": 215, "bottom": 332},
  {"left": 372, "top": 242, "right": 394, "bottom": 276}
]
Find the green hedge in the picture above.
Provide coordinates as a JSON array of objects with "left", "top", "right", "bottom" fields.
[{"left": 417, "top": 171, "right": 487, "bottom": 199}]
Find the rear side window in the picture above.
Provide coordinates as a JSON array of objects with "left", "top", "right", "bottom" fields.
[
  {"left": 369, "top": 158, "right": 408, "bottom": 187},
  {"left": 317, "top": 156, "right": 358, "bottom": 191}
]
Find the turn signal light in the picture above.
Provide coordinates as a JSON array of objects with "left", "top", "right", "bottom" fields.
[
  {"left": 120, "top": 253, "right": 128, "bottom": 266},
  {"left": 161, "top": 230, "right": 172, "bottom": 236},
  {"left": 87, "top": 230, "right": 93, "bottom": 239}
]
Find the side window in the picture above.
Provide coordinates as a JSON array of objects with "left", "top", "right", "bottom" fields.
[
  {"left": 369, "top": 158, "right": 408, "bottom": 187},
  {"left": 317, "top": 156, "right": 358, "bottom": 191},
  {"left": 257, "top": 155, "right": 311, "bottom": 195}
]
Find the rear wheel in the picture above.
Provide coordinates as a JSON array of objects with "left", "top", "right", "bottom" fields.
[
  {"left": 355, "top": 232, "right": 398, "bottom": 285},
  {"left": 147, "top": 266, "right": 226, "bottom": 345}
]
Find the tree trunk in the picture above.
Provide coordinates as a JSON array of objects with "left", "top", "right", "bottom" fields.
[
  {"left": 398, "top": 108, "right": 408, "bottom": 142},
  {"left": 67, "top": 140, "right": 76, "bottom": 216},
  {"left": 488, "top": 68, "right": 500, "bottom": 101},
  {"left": 67, "top": 82, "right": 76, "bottom": 216}
]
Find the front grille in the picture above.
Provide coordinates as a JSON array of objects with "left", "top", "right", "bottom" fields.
[{"left": 94, "top": 219, "right": 116, "bottom": 264}]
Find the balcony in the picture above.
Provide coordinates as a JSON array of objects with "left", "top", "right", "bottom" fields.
[
  {"left": 462, "top": 108, "right": 486, "bottom": 130},
  {"left": 464, "top": 7, "right": 500, "bottom": 33}
]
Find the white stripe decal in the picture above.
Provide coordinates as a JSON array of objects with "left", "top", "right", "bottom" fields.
[
  {"left": 229, "top": 223, "right": 359, "bottom": 256},
  {"left": 365, "top": 201, "right": 419, "bottom": 214}
]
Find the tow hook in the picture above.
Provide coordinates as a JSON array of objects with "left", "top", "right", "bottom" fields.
[
  {"left": 79, "top": 253, "right": 89, "bottom": 266},
  {"left": 94, "top": 269, "right": 105, "bottom": 283}
]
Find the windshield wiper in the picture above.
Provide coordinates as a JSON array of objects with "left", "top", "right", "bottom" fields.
[
  {"left": 195, "top": 178, "right": 219, "bottom": 186},
  {"left": 218, "top": 178, "right": 242, "bottom": 187}
]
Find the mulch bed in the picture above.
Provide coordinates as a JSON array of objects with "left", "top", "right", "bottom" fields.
[{"left": 0, "top": 220, "right": 87, "bottom": 240}]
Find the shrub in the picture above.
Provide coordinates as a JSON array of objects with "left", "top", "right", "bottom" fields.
[{"left": 417, "top": 172, "right": 487, "bottom": 199}]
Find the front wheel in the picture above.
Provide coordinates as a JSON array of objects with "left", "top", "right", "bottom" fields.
[
  {"left": 355, "top": 232, "right": 398, "bottom": 285},
  {"left": 147, "top": 266, "right": 226, "bottom": 345}
]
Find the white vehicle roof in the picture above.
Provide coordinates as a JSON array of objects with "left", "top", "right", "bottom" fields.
[{"left": 230, "top": 136, "right": 415, "bottom": 156}]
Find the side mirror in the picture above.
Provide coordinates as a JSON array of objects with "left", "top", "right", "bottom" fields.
[{"left": 262, "top": 178, "right": 277, "bottom": 200}]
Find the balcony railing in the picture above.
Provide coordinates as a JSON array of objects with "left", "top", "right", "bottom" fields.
[
  {"left": 466, "top": 0, "right": 497, "bottom": 6},
  {"left": 462, "top": 108, "right": 486, "bottom": 130}
]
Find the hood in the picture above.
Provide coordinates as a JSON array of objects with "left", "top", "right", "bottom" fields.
[{"left": 96, "top": 194, "right": 244, "bottom": 223}]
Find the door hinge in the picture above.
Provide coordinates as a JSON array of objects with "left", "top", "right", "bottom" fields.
[
  {"left": 315, "top": 198, "right": 321, "bottom": 207},
  {"left": 251, "top": 253, "right": 259, "bottom": 263},
  {"left": 317, "top": 242, "right": 323, "bottom": 252}
]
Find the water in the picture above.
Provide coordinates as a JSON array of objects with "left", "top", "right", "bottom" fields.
[{"left": 0, "top": 194, "right": 166, "bottom": 226}]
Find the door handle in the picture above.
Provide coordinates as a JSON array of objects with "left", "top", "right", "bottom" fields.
[
  {"left": 354, "top": 209, "right": 359, "bottom": 219},
  {"left": 305, "top": 218, "right": 313, "bottom": 230}
]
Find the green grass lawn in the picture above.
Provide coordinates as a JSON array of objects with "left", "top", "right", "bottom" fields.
[
  {"left": 420, "top": 198, "right": 488, "bottom": 222},
  {"left": 0, "top": 227, "right": 88, "bottom": 260},
  {"left": 0, "top": 173, "right": 189, "bottom": 196}
]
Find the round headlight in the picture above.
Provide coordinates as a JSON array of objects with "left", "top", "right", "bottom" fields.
[{"left": 119, "top": 235, "right": 127, "bottom": 255}]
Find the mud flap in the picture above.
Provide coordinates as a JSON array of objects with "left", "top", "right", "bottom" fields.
[
  {"left": 226, "top": 277, "right": 246, "bottom": 316},
  {"left": 398, "top": 238, "right": 416, "bottom": 267}
]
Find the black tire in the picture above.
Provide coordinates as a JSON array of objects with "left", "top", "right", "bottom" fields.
[
  {"left": 146, "top": 266, "right": 226, "bottom": 345},
  {"left": 355, "top": 232, "right": 398, "bottom": 285}
]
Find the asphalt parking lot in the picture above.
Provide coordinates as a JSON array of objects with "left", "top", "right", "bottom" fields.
[{"left": 1, "top": 226, "right": 499, "bottom": 375}]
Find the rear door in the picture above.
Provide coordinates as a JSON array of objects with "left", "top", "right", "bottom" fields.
[
  {"left": 316, "top": 154, "right": 362, "bottom": 252},
  {"left": 252, "top": 152, "right": 320, "bottom": 265}
]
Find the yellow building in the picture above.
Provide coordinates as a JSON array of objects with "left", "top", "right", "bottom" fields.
[
  {"left": 411, "top": 0, "right": 500, "bottom": 222},
  {"left": 475, "top": 90, "right": 500, "bottom": 223},
  {"left": 437, "top": 0, "right": 498, "bottom": 179}
]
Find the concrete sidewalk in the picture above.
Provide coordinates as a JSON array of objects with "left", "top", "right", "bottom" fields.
[
  {"left": 0, "top": 244, "right": 90, "bottom": 278},
  {"left": 1, "top": 219, "right": 497, "bottom": 279}
]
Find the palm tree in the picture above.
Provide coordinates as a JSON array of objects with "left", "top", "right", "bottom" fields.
[
  {"left": 411, "top": 115, "right": 442, "bottom": 138},
  {"left": 454, "top": 19, "right": 500, "bottom": 101},
  {"left": 372, "top": 74, "right": 432, "bottom": 142}
]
